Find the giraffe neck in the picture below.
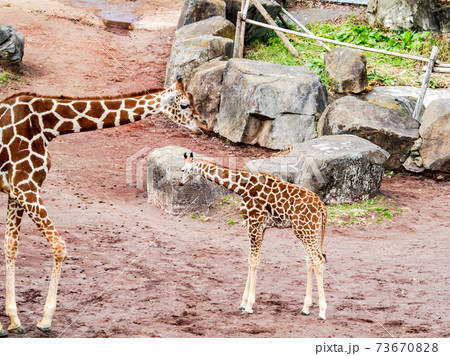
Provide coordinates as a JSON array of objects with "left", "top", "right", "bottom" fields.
[
  {"left": 20, "top": 90, "right": 167, "bottom": 139},
  {"left": 193, "top": 159, "right": 252, "bottom": 196}
]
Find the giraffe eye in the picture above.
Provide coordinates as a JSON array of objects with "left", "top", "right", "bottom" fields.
[{"left": 180, "top": 104, "right": 189, "bottom": 110}]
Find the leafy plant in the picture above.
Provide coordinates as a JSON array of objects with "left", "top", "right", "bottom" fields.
[{"left": 246, "top": 15, "right": 449, "bottom": 89}]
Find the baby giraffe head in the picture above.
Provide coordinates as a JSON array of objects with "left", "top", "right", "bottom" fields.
[
  {"left": 160, "top": 75, "right": 208, "bottom": 134},
  {"left": 179, "top": 152, "right": 196, "bottom": 186}
]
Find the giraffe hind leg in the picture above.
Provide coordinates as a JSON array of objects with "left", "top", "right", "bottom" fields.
[
  {"left": 4, "top": 196, "right": 26, "bottom": 334},
  {"left": 300, "top": 258, "right": 314, "bottom": 316}
]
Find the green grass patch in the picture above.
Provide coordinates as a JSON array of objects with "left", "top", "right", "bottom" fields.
[
  {"left": 327, "top": 196, "right": 405, "bottom": 226},
  {"left": 245, "top": 15, "right": 449, "bottom": 89},
  {"left": 0, "top": 71, "right": 21, "bottom": 87}
]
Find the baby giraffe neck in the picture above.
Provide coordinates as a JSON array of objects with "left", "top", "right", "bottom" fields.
[{"left": 194, "top": 160, "right": 249, "bottom": 196}]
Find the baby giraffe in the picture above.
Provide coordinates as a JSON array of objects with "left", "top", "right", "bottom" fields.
[{"left": 179, "top": 153, "right": 328, "bottom": 319}]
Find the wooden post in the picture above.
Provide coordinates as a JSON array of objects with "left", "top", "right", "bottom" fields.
[
  {"left": 251, "top": 0, "right": 299, "bottom": 57},
  {"left": 233, "top": 11, "right": 243, "bottom": 58},
  {"left": 277, "top": 13, "right": 289, "bottom": 29},
  {"left": 413, "top": 46, "right": 439, "bottom": 121},
  {"left": 278, "top": 5, "right": 331, "bottom": 51}
]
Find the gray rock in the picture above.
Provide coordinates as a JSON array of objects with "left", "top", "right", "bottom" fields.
[
  {"left": 178, "top": 0, "right": 226, "bottom": 29},
  {"left": 187, "top": 61, "right": 227, "bottom": 131},
  {"left": 244, "top": 135, "right": 389, "bottom": 203},
  {"left": 0, "top": 25, "right": 25, "bottom": 72},
  {"left": 367, "top": 0, "right": 441, "bottom": 33},
  {"left": 165, "top": 35, "right": 233, "bottom": 87},
  {"left": 216, "top": 59, "right": 328, "bottom": 150},
  {"left": 317, "top": 96, "right": 420, "bottom": 170},
  {"left": 147, "top": 146, "right": 229, "bottom": 214},
  {"left": 419, "top": 99, "right": 450, "bottom": 172},
  {"left": 324, "top": 48, "right": 368, "bottom": 94},
  {"left": 368, "top": 95, "right": 425, "bottom": 119},
  {"left": 173, "top": 16, "right": 235, "bottom": 46}
]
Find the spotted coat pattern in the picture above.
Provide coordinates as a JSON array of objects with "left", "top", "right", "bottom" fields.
[
  {"left": 179, "top": 155, "right": 328, "bottom": 319},
  {"left": 0, "top": 77, "right": 205, "bottom": 336}
]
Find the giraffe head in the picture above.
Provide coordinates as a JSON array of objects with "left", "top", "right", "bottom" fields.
[
  {"left": 161, "top": 76, "right": 208, "bottom": 134},
  {"left": 179, "top": 152, "right": 196, "bottom": 186}
]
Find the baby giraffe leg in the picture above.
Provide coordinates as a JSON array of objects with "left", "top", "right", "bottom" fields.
[
  {"left": 300, "top": 258, "right": 314, "bottom": 316},
  {"left": 239, "top": 220, "right": 265, "bottom": 314},
  {"left": 4, "top": 197, "right": 25, "bottom": 334}
]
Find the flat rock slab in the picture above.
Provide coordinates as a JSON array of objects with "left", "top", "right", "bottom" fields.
[
  {"left": 173, "top": 16, "right": 235, "bottom": 46},
  {"left": 147, "top": 146, "right": 229, "bottom": 214},
  {"left": 244, "top": 135, "right": 389, "bottom": 203},
  {"left": 318, "top": 96, "right": 419, "bottom": 170},
  {"left": 362, "top": 86, "right": 450, "bottom": 108},
  {"left": 419, "top": 99, "right": 450, "bottom": 173},
  {"left": 216, "top": 58, "right": 327, "bottom": 150}
]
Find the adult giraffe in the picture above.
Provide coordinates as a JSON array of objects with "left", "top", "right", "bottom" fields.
[
  {"left": 179, "top": 153, "right": 328, "bottom": 319},
  {"left": 0, "top": 76, "right": 206, "bottom": 336}
]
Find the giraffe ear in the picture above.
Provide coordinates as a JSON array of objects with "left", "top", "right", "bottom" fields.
[
  {"left": 190, "top": 152, "right": 194, "bottom": 158},
  {"left": 184, "top": 152, "right": 188, "bottom": 159},
  {"left": 176, "top": 75, "right": 185, "bottom": 92}
]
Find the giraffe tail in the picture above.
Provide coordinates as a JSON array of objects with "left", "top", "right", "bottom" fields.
[{"left": 320, "top": 202, "right": 327, "bottom": 263}]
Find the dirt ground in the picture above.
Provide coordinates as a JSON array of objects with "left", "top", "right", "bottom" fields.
[{"left": 0, "top": 1, "right": 449, "bottom": 338}]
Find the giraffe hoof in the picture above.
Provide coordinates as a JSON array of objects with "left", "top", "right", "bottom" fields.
[
  {"left": 37, "top": 325, "right": 52, "bottom": 335},
  {"left": 300, "top": 310, "right": 310, "bottom": 316},
  {"left": 238, "top": 306, "right": 245, "bottom": 310},
  {"left": 317, "top": 315, "right": 326, "bottom": 321},
  {"left": 8, "top": 325, "right": 26, "bottom": 334},
  {"left": 0, "top": 328, "right": 8, "bottom": 337}
]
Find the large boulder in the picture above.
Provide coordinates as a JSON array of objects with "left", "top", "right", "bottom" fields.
[
  {"left": 216, "top": 59, "right": 328, "bottom": 150},
  {"left": 317, "top": 96, "right": 420, "bottom": 170},
  {"left": 0, "top": 25, "right": 25, "bottom": 72},
  {"left": 419, "top": 99, "right": 450, "bottom": 172},
  {"left": 177, "top": 0, "right": 226, "bottom": 29},
  {"left": 187, "top": 61, "right": 227, "bottom": 131},
  {"left": 324, "top": 48, "right": 368, "bottom": 94},
  {"left": 147, "top": 146, "right": 229, "bottom": 214},
  {"left": 367, "top": 0, "right": 442, "bottom": 33},
  {"left": 173, "top": 16, "right": 235, "bottom": 46},
  {"left": 165, "top": 35, "right": 233, "bottom": 87},
  {"left": 244, "top": 135, "right": 389, "bottom": 203}
]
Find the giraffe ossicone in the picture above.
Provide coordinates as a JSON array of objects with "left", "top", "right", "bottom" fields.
[
  {"left": 0, "top": 76, "right": 206, "bottom": 336},
  {"left": 179, "top": 153, "right": 328, "bottom": 319}
]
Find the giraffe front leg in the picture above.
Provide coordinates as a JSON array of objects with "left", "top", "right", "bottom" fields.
[
  {"left": 239, "top": 220, "right": 265, "bottom": 314},
  {"left": 15, "top": 191, "right": 67, "bottom": 334},
  {"left": 4, "top": 197, "right": 26, "bottom": 334},
  {"left": 238, "top": 265, "right": 251, "bottom": 311},
  {"left": 300, "top": 259, "right": 314, "bottom": 316}
]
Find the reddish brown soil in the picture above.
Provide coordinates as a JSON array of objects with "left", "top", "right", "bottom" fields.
[{"left": 0, "top": 5, "right": 449, "bottom": 338}]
